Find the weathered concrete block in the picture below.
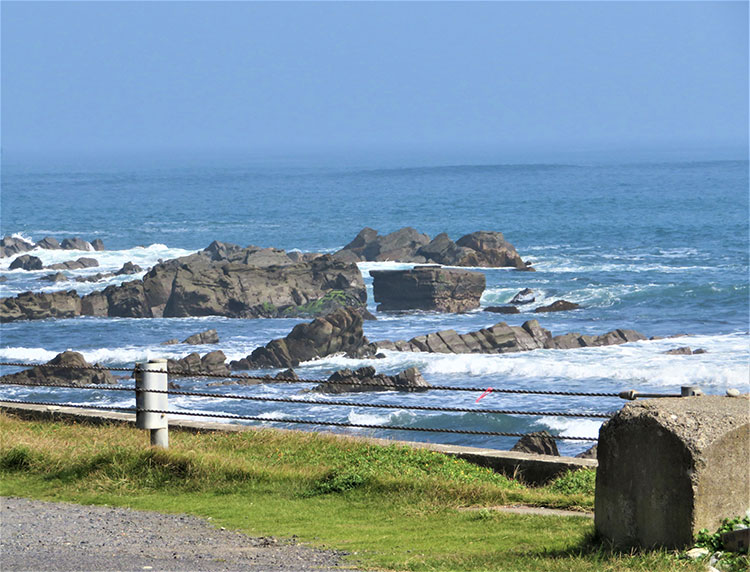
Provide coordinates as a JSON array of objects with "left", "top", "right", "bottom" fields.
[{"left": 595, "top": 395, "right": 750, "bottom": 549}]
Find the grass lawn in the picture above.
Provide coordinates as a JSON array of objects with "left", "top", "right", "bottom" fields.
[{"left": 0, "top": 413, "right": 702, "bottom": 571}]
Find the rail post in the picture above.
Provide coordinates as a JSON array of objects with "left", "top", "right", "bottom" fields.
[{"left": 135, "top": 359, "right": 169, "bottom": 448}]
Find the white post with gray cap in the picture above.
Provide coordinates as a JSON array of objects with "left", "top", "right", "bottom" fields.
[{"left": 135, "top": 359, "right": 169, "bottom": 448}]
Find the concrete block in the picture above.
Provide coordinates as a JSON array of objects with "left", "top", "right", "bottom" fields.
[{"left": 595, "top": 395, "right": 750, "bottom": 549}]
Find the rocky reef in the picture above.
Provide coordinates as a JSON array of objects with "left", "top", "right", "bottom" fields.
[
  {"left": 1, "top": 241, "right": 366, "bottom": 322},
  {"left": 374, "top": 319, "right": 646, "bottom": 354},
  {"left": 333, "top": 227, "right": 533, "bottom": 269}
]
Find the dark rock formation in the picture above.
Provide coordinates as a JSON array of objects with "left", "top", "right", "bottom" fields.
[
  {"left": 1, "top": 241, "right": 366, "bottom": 322},
  {"left": 485, "top": 306, "right": 520, "bottom": 314},
  {"left": 39, "top": 272, "right": 68, "bottom": 283},
  {"left": 663, "top": 347, "right": 707, "bottom": 355},
  {"left": 115, "top": 262, "right": 143, "bottom": 275},
  {"left": 370, "top": 266, "right": 485, "bottom": 312},
  {"left": 75, "top": 273, "right": 110, "bottom": 283},
  {"left": 0, "top": 290, "right": 82, "bottom": 322},
  {"left": 510, "top": 288, "right": 535, "bottom": 305},
  {"left": 511, "top": 431, "right": 560, "bottom": 456},
  {"left": 374, "top": 319, "right": 647, "bottom": 355},
  {"left": 61, "top": 237, "right": 93, "bottom": 251},
  {"left": 0, "top": 351, "right": 116, "bottom": 386},
  {"left": 35, "top": 237, "right": 61, "bottom": 250},
  {"left": 333, "top": 227, "right": 527, "bottom": 268},
  {"left": 9, "top": 255, "right": 44, "bottom": 271},
  {"left": 230, "top": 307, "right": 374, "bottom": 370},
  {"left": 47, "top": 257, "right": 99, "bottom": 271},
  {"left": 91, "top": 239, "right": 105, "bottom": 251},
  {"left": 312, "top": 366, "right": 430, "bottom": 393},
  {"left": 277, "top": 368, "right": 298, "bottom": 380},
  {"left": 167, "top": 350, "right": 230, "bottom": 377},
  {"left": 575, "top": 445, "right": 598, "bottom": 459},
  {"left": 1, "top": 236, "right": 34, "bottom": 258},
  {"left": 182, "top": 329, "right": 219, "bottom": 345},
  {"left": 535, "top": 300, "right": 581, "bottom": 313}
]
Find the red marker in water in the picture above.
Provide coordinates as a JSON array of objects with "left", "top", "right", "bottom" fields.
[{"left": 475, "top": 388, "right": 493, "bottom": 403}]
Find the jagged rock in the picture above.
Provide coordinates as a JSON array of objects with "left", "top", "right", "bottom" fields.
[
  {"left": 46, "top": 257, "right": 99, "bottom": 271},
  {"left": 91, "top": 239, "right": 105, "bottom": 251},
  {"left": 374, "top": 320, "right": 647, "bottom": 355},
  {"left": 312, "top": 366, "right": 430, "bottom": 393},
  {"left": 0, "top": 290, "right": 82, "bottom": 322},
  {"left": 115, "top": 262, "right": 143, "bottom": 275},
  {"left": 485, "top": 306, "right": 520, "bottom": 314},
  {"left": 370, "top": 266, "right": 485, "bottom": 312},
  {"left": 510, "top": 288, "right": 535, "bottom": 305},
  {"left": 167, "top": 350, "right": 230, "bottom": 377},
  {"left": 2, "top": 242, "right": 366, "bottom": 321},
  {"left": 75, "top": 272, "right": 111, "bottom": 283},
  {"left": 60, "top": 237, "right": 93, "bottom": 251},
  {"left": 35, "top": 236, "right": 61, "bottom": 250},
  {"left": 231, "top": 307, "right": 374, "bottom": 369},
  {"left": 0, "top": 236, "right": 34, "bottom": 258},
  {"left": 664, "top": 347, "right": 693, "bottom": 355},
  {"left": 39, "top": 272, "right": 68, "bottom": 283},
  {"left": 662, "top": 347, "right": 707, "bottom": 355},
  {"left": 143, "top": 244, "right": 365, "bottom": 319},
  {"left": 334, "top": 227, "right": 527, "bottom": 269},
  {"left": 511, "top": 431, "right": 560, "bottom": 456},
  {"left": 535, "top": 300, "right": 581, "bottom": 313},
  {"left": 182, "top": 329, "right": 219, "bottom": 345},
  {"left": 576, "top": 445, "right": 598, "bottom": 459},
  {"left": 276, "top": 368, "right": 298, "bottom": 380},
  {"left": 453, "top": 231, "right": 526, "bottom": 268},
  {"left": 0, "top": 350, "right": 116, "bottom": 386},
  {"left": 10, "top": 255, "right": 44, "bottom": 271},
  {"left": 162, "top": 339, "right": 179, "bottom": 346}
]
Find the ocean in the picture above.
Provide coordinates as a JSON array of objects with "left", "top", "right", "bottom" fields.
[{"left": 1, "top": 159, "right": 748, "bottom": 455}]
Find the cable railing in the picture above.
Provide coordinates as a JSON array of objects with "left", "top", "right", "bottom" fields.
[{"left": 0, "top": 359, "right": 701, "bottom": 449}]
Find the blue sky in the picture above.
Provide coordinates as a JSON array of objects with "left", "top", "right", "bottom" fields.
[{"left": 1, "top": 1, "right": 748, "bottom": 165}]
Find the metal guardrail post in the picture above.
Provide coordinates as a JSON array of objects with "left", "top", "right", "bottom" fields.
[{"left": 135, "top": 359, "right": 169, "bottom": 448}]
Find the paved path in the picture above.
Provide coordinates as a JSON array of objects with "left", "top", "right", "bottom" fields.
[{"left": 1, "top": 497, "right": 356, "bottom": 571}]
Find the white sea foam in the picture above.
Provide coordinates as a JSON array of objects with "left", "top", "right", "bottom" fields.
[
  {"left": 420, "top": 333, "right": 749, "bottom": 391},
  {"left": 539, "top": 417, "right": 603, "bottom": 440}
]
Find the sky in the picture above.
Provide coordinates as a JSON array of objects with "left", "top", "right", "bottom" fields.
[{"left": 1, "top": 1, "right": 748, "bottom": 166}]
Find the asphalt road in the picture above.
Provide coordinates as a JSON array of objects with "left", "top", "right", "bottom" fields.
[{"left": 0, "top": 497, "right": 356, "bottom": 571}]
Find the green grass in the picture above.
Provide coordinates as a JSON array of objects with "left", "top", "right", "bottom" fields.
[{"left": 0, "top": 413, "right": 701, "bottom": 571}]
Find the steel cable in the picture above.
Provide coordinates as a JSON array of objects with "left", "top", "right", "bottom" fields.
[
  {"left": 0, "top": 380, "right": 612, "bottom": 418},
  {"left": 0, "top": 399, "right": 598, "bottom": 440}
]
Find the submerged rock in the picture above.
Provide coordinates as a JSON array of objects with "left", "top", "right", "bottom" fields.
[
  {"left": 230, "top": 307, "right": 374, "bottom": 369},
  {"left": 60, "top": 237, "right": 93, "bottom": 251},
  {"left": 312, "top": 366, "right": 430, "bottom": 393},
  {"left": 534, "top": 300, "right": 581, "bottom": 313},
  {"left": 484, "top": 306, "right": 520, "bottom": 314},
  {"left": 47, "top": 257, "right": 99, "bottom": 271},
  {"left": 0, "top": 350, "right": 116, "bottom": 386},
  {"left": 114, "top": 262, "right": 143, "bottom": 275},
  {"left": 370, "top": 266, "right": 485, "bottom": 312},
  {"left": 510, "top": 288, "right": 535, "bottom": 305},
  {"left": 182, "top": 329, "right": 219, "bottom": 345}
]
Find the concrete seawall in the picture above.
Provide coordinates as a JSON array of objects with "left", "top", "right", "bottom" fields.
[{"left": 0, "top": 401, "right": 596, "bottom": 485}]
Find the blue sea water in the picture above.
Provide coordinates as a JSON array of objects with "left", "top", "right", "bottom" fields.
[{"left": 1, "top": 159, "right": 748, "bottom": 455}]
